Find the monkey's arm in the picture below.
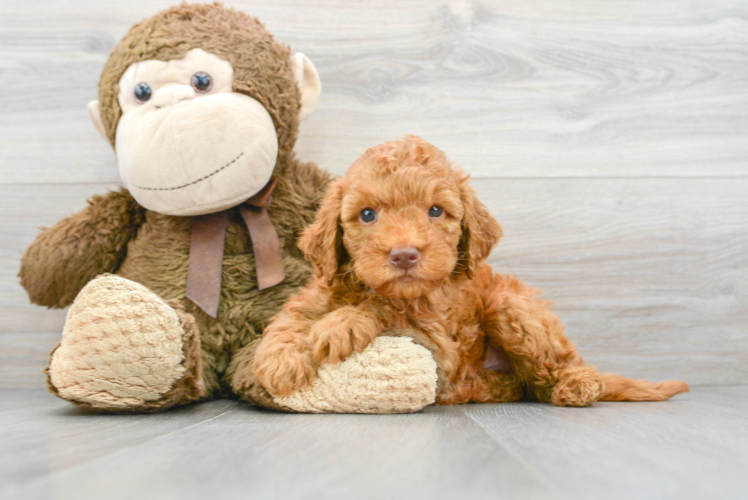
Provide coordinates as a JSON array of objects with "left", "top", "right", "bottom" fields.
[
  {"left": 288, "top": 159, "right": 335, "bottom": 215},
  {"left": 307, "top": 162, "right": 334, "bottom": 212},
  {"left": 19, "top": 188, "right": 146, "bottom": 308}
]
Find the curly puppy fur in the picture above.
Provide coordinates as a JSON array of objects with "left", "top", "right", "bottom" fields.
[{"left": 254, "top": 136, "right": 689, "bottom": 407}]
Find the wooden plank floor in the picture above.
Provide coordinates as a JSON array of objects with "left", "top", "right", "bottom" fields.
[{"left": 0, "top": 386, "right": 745, "bottom": 500}]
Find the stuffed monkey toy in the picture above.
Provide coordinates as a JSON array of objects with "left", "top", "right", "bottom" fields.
[{"left": 19, "top": 3, "right": 440, "bottom": 413}]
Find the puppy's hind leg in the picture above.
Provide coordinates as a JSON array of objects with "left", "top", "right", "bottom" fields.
[
  {"left": 482, "top": 276, "right": 604, "bottom": 407},
  {"left": 437, "top": 369, "right": 524, "bottom": 405}
]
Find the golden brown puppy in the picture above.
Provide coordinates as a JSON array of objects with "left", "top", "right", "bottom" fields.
[{"left": 253, "top": 136, "right": 689, "bottom": 407}]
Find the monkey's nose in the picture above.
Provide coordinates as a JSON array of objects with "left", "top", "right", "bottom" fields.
[
  {"left": 388, "top": 247, "right": 420, "bottom": 270},
  {"left": 152, "top": 85, "right": 196, "bottom": 108}
]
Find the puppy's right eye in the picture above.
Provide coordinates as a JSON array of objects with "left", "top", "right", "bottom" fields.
[
  {"left": 359, "top": 207, "right": 377, "bottom": 224},
  {"left": 428, "top": 205, "right": 444, "bottom": 218}
]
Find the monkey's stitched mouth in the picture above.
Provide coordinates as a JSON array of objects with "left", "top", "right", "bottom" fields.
[{"left": 132, "top": 152, "right": 245, "bottom": 191}]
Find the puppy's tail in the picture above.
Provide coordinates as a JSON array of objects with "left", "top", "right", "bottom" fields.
[{"left": 599, "top": 373, "right": 690, "bottom": 402}]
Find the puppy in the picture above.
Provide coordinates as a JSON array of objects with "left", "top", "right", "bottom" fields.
[{"left": 253, "top": 136, "right": 689, "bottom": 406}]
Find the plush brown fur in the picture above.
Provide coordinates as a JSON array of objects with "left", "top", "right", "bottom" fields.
[
  {"left": 19, "top": 3, "right": 332, "bottom": 411},
  {"left": 98, "top": 2, "right": 301, "bottom": 160},
  {"left": 253, "top": 136, "right": 689, "bottom": 406}
]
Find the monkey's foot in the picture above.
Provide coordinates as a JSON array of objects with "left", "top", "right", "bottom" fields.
[
  {"left": 47, "top": 274, "right": 205, "bottom": 412},
  {"left": 274, "top": 336, "right": 438, "bottom": 414}
]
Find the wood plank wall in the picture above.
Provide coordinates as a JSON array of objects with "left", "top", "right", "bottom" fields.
[{"left": 1, "top": 0, "right": 746, "bottom": 387}]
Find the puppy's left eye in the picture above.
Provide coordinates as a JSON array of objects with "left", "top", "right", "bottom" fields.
[
  {"left": 360, "top": 207, "right": 377, "bottom": 224},
  {"left": 428, "top": 205, "right": 444, "bottom": 218}
]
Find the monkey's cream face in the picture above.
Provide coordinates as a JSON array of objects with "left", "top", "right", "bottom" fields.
[{"left": 114, "top": 48, "right": 279, "bottom": 216}]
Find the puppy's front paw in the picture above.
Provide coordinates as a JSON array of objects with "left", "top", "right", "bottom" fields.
[
  {"left": 551, "top": 366, "right": 605, "bottom": 407},
  {"left": 309, "top": 307, "right": 379, "bottom": 365},
  {"left": 253, "top": 340, "right": 316, "bottom": 397}
]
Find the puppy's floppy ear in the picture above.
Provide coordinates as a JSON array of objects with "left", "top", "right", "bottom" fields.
[
  {"left": 457, "top": 179, "right": 503, "bottom": 279},
  {"left": 298, "top": 179, "right": 345, "bottom": 280}
]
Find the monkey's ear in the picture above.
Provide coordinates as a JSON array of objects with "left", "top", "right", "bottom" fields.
[
  {"left": 290, "top": 53, "right": 321, "bottom": 121},
  {"left": 87, "top": 101, "right": 108, "bottom": 141}
]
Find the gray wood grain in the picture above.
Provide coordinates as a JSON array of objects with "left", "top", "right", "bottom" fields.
[
  {"left": 0, "top": 392, "right": 238, "bottom": 499},
  {"left": 478, "top": 177, "right": 748, "bottom": 384},
  {"left": 463, "top": 387, "right": 748, "bottom": 500},
  {"left": 1, "top": 386, "right": 745, "bottom": 500},
  {"left": 0, "top": 333, "right": 57, "bottom": 389},
  {"left": 0, "top": 389, "right": 552, "bottom": 500},
  {"left": 0, "top": 0, "right": 746, "bottom": 182}
]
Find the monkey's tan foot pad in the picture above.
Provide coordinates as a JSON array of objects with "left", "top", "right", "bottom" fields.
[
  {"left": 274, "top": 336, "right": 438, "bottom": 414},
  {"left": 48, "top": 274, "right": 192, "bottom": 411}
]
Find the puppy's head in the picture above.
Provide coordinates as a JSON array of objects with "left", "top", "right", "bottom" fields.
[{"left": 299, "top": 136, "right": 502, "bottom": 298}]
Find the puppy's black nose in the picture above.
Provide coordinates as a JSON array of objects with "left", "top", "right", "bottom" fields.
[{"left": 389, "top": 247, "right": 420, "bottom": 270}]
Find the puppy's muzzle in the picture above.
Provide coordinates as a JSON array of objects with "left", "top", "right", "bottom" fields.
[{"left": 388, "top": 247, "right": 420, "bottom": 270}]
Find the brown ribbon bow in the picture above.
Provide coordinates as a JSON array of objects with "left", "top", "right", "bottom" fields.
[{"left": 185, "top": 178, "right": 285, "bottom": 318}]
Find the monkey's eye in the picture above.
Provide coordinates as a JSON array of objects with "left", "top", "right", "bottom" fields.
[
  {"left": 133, "top": 82, "right": 152, "bottom": 103},
  {"left": 191, "top": 72, "right": 212, "bottom": 93},
  {"left": 428, "top": 205, "right": 444, "bottom": 218},
  {"left": 359, "top": 208, "right": 377, "bottom": 224}
]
